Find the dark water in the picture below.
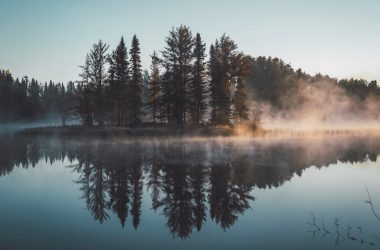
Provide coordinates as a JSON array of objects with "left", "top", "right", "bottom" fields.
[{"left": 0, "top": 135, "right": 380, "bottom": 250}]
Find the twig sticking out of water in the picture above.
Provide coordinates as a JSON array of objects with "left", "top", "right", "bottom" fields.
[
  {"left": 320, "top": 219, "right": 330, "bottom": 239},
  {"left": 334, "top": 218, "right": 343, "bottom": 236},
  {"left": 365, "top": 186, "right": 380, "bottom": 222},
  {"left": 307, "top": 212, "right": 377, "bottom": 247},
  {"left": 346, "top": 225, "right": 358, "bottom": 241},
  {"left": 307, "top": 212, "right": 321, "bottom": 230},
  {"left": 334, "top": 218, "right": 345, "bottom": 246},
  {"left": 307, "top": 212, "right": 321, "bottom": 240},
  {"left": 321, "top": 219, "right": 330, "bottom": 233}
]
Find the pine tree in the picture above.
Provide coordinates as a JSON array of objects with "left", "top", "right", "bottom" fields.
[
  {"left": 78, "top": 54, "right": 94, "bottom": 126},
  {"left": 161, "top": 25, "right": 194, "bottom": 126},
  {"left": 78, "top": 40, "right": 109, "bottom": 127},
  {"left": 160, "top": 70, "right": 175, "bottom": 124},
  {"left": 0, "top": 70, "right": 13, "bottom": 121},
  {"left": 18, "top": 76, "right": 29, "bottom": 118},
  {"left": 209, "top": 44, "right": 219, "bottom": 124},
  {"left": 28, "top": 78, "right": 41, "bottom": 119},
  {"left": 128, "top": 35, "right": 143, "bottom": 126},
  {"left": 108, "top": 37, "right": 129, "bottom": 126},
  {"left": 77, "top": 41, "right": 109, "bottom": 127},
  {"left": 189, "top": 33, "right": 207, "bottom": 125},
  {"left": 142, "top": 69, "right": 150, "bottom": 113},
  {"left": 90, "top": 40, "right": 109, "bottom": 127},
  {"left": 217, "top": 35, "right": 235, "bottom": 125},
  {"left": 209, "top": 35, "right": 250, "bottom": 125},
  {"left": 64, "top": 81, "right": 76, "bottom": 123},
  {"left": 233, "top": 78, "right": 249, "bottom": 123},
  {"left": 147, "top": 51, "right": 161, "bottom": 124}
]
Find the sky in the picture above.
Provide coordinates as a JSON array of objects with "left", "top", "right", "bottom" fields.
[{"left": 0, "top": 0, "right": 379, "bottom": 83}]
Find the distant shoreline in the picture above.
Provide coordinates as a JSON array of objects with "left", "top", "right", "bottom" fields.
[
  {"left": 16, "top": 125, "right": 241, "bottom": 138},
  {"left": 14, "top": 125, "right": 380, "bottom": 139}
]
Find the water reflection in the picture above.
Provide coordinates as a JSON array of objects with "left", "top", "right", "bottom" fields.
[{"left": 1, "top": 135, "right": 380, "bottom": 239}]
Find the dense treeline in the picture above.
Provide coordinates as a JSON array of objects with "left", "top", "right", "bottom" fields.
[
  {"left": 76, "top": 26, "right": 251, "bottom": 127},
  {"left": 246, "top": 57, "right": 380, "bottom": 120},
  {"left": 0, "top": 70, "right": 75, "bottom": 123},
  {"left": 1, "top": 25, "right": 380, "bottom": 127}
]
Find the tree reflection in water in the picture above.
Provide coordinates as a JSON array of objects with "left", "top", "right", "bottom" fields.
[{"left": 1, "top": 135, "right": 380, "bottom": 239}]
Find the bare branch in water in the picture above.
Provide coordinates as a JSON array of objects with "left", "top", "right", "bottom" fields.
[
  {"left": 307, "top": 212, "right": 321, "bottom": 231},
  {"left": 320, "top": 219, "right": 330, "bottom": 240},
  {"left": 365, "top": 186, "right": 380, "bottom": 222},
  {"left": 346, "top": 225, "right": 358, "bottom": 241},
  {"left": 307, "top": 213, "right": 377, "bottom": 247},
  {"left": 321, "top": 219, "right": 330, "bottom": 233},
  {"left": 334, "top": 218, "right": 345, "bottom": 246}
]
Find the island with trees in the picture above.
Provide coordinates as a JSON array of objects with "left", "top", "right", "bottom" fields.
[{"left": 1, "top": 25, "right": 379, "bottom": 137}]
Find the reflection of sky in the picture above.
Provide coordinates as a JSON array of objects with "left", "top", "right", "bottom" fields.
[
  {"left": 0, "top": 0, "right": 379, "bottom": 83},
  {"left": 0, "top": 157, "right": 379, "bottom": 250}
]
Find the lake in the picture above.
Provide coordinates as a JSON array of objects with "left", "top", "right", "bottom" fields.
[{"left": 0, "top": 134, "right": 380, "bottom": 250}]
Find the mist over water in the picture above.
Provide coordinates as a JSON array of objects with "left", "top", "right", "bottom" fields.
[
  {"left": 2, "top": 53, "right": 380, "bottom": 250},
  {"left": 1, "top": 1, "right": 380, "bottom": 249},
  {"left": 1, "top": 134, "right": 380, "bottom": 249},
  {"left": 0, "top": 118, "right": 79, "bottom": 134},
  {"left": 245, "top": 59, "right": 380, "bottom": 131}
]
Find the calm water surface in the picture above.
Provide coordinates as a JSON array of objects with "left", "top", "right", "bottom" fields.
[{"left": 0, "top": 135, "right": 380, "bottom": 250}]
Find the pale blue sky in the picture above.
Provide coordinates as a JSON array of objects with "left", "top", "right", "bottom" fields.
[{"left": 0, "top": 0, "right": 379, "bottom": 83}]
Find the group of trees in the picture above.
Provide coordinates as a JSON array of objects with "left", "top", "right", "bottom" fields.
[
  {"left": 0, "top": 70, "right": 74, "bottom": 122},
  {"left": 76, "top": 25, "right": 252, "bottom": 127},
  {"left": 2, "top": 25, "right": 380, "bottom": 127},
  {"left": 77, "top": 35, "right": 144, "bottom": 127},
  {"left": 245, "top": 56, "right": 380, "bottom": 120}
]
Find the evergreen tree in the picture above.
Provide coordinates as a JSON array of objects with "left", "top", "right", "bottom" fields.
[
  {"left": 232, "top": 78, "right": 249, "bottom": 123},
  {"left": 77, "top": 54, "right": 94, "bottom": 126},
  {"left": 209, "top": 35, "right": 250, "bottom": 125},
  {"left": 28, "top": 78, "right": 41, "bottom": 119},
  {"left": 208, "top": 44, "right": 219, "bottom": 124},
  {"left": 63, "top": 81, "right": 76, "bottom": 124},
  {"left": 0, "top": 70, "right": 13, "bottom": 121},
  {"left": 108, "top": 37, "right": 129, "bottom": 126},
  {"left": 128, "top": 35, "right": 143, "bottom": 126},
  {"left": 88, "top": 40, "right": 109, "bottom": 127},
  {"left": 161, "top": 25, "right": 194, "bottom": 126},
  {"left": 147, "top": 51, "right": 161, "bottom": 124},
  {"left": 19, "top": 77, "right": 29, "bottom": 118},
  {"left": 190, "top": 33, "right": 207, "bottom": 125},
  {"left": 160, "top": 70, "right": 175, "bottom": 124},
  {"left": 142, "top": 69, "right": 150, "bottom": 116}
]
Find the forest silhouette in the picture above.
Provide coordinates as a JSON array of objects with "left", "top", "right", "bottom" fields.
[{"left": 1, "top": 25, "right": 379, "bottom": 129}]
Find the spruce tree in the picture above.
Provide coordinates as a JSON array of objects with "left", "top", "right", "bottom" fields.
[
  {"left": 233, "top": 78, "right": 249, "bottom": 123},
  {"left": 129, "top": 35, "right": 143, "bottom": 126},
  {"left": 0, "top": 70, "right": 13, "bottom": 121},
  {"left": 28, "top": 78, "right": 41, "bottom": 119},
  {"left": 108, "top": 37, "right": 129, "bottom": 126},
  {"left": 208, "top": 44, "right": 219, "bottom": 124},
  {"left": 78, "top": 54, "right": 94, "bottom": 126},
  {"left": 209, "top": 35, "right": 250, "bottom": 125},
  {"left": 161, "top": 25, "right": 194, "bottom": 126},
  {"left": 147, "top": 51, "right": 161, "bottom": 124},
  {"left": 190, "top": 33, "right": 207, "bottom": 125},
  {"left": 88, "top": 40, "right": 109, "bottom": 127}
]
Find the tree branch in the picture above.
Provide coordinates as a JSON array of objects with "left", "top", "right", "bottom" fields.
[{"left": 365, "top": 186, "right": 380, "bottom": 222}]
